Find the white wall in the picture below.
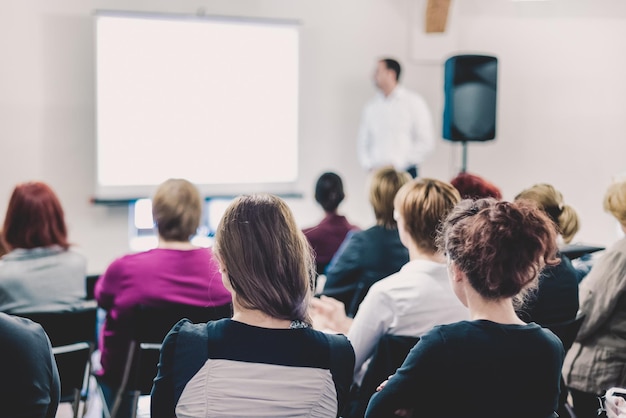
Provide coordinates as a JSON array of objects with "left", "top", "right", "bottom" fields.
[{"left": 1, "top": 0, "right": 625, "bottom": 274}]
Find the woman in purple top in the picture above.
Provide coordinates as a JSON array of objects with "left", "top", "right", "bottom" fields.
[
  {"left": 95, "top": 179, "right": 231, "bottom": 415},
  {"left": 303, "top": 172, "right": 358, "bottom": 275}
]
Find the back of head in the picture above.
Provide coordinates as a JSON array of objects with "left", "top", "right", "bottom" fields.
[
  {"left": 440, "top": 199, "right": 559, "bottom": 300},
  {"left": 515, "top": 183, "right": 579, "bottom": 244},
  {"left": 369, "top": 167, "right": 412, "bottom": 229},
  {"left": 450, "top": 172, "right": 502, "bottom": 200},
  {"left": 604, "top": 178, "right": 626, "bottom": 228},
  {"left": 2, "top": 182, "right": 69, "bottom": 250},
  {"left": 315, "top": 172, "right": 345, "bottom": 213},
  {"left": 214, "top": 194, "right": 314, "bottom": 323},
  {"left": 381, "top": 58, "right": 401, "bottom": 81},
  {"left": 152, "top": 178, "right": 202, "bottom": 242},
  {"left": 394, "top": 178, "right": 461, "bottom": 254}
]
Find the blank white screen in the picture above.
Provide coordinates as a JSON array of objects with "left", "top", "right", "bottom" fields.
[{"left": 95, "top": 12, "right": 299, "bottom": 199}]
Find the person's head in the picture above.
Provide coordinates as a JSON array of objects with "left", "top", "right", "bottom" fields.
[
  {"left": 213, "top": 194, "right": 314, "bottom": 323},
  {"left": 374, "top": 58, "right": 401, "bottom": 92},
  {"left": 515, "top": 183, "right": 579, "bottom": 244},
  {"left": 604, "top": 178, "right": 626, "bottom": 231},
  {"left": 394, "top": 178, "right": 461, "bottom": 255},
  {"left": 450, "top": 172, "right": 502, "bottom": 200},
  {"left": 2, "top": 181, "right": 69, "bottom": 250},
  {"left": 439, "top": 199, "right": 559, "bottom": 305},
  {"left": 152, "top": 178, "right": 202, "bottom": 242},
  {"left": 369, "top": 167, "right": 412, "bottom": 229},
  {"left": 314, "top": 172, "right": 345, "bottom": 213}
]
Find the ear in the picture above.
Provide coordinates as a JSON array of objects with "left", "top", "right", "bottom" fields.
[{"left": 449, "top": 261, "right": 465, "bottom": 283}]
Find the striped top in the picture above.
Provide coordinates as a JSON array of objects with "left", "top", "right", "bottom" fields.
[{"left": 151, "top": 318, "right": 355, "bottom": 418}]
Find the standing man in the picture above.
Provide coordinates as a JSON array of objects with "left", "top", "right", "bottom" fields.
[{"left": 357, "top": 58, "right": 435, "bottom": 178}]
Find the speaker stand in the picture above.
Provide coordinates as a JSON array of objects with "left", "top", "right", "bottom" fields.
[{"left": 461, "top": 141, "right": 468, "bottom": 173}]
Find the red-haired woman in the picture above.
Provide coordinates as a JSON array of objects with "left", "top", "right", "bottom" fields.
[
  {"left": 0, "top": 182, "right": 86, "bottom": 313},
  {"left": 365, "top": 199, "right": 565, "bottom": 418},
  {"left": 449, "top": 171, "right": 503, "bottom": 200}
]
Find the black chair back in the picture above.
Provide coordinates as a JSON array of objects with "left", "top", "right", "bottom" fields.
[
  {"left": 544, "top": 314, "right": 585, "bottom": 353},
  {"left": 130, "top": 303, "right": 233, "bottom": 394},
  {"left": 344, "top": 334, "right": 420, "bottom": 418},
  {"left": 103, "top": 302, "right": 233, "bottom": 418},
  {"left": 16, "top": 301, "right": 98, "bottom": 418}
]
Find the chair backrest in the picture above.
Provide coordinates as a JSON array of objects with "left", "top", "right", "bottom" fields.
[
  {"left": 127, "top": 303, "right": 233, "bottom": 395},
  {"left": 16, "top": 301, "right": 98, "bottom": 402},
  {"left": 344, "top": 334, "right": 420, "bottom": 418},
  {"left": 543, "top": 314, "right": 585, "bottom": 353}
]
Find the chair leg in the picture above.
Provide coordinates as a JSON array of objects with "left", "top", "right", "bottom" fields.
[
  {"left": 72, "top": 388, "right": 81, "bottom": 418},
  {"left": 130, "top": 391, "right": 140, "bottom": 418}
]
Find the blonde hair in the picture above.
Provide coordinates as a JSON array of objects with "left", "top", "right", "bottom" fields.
[
  {"left": 213, "top": 194, "right": 314, "bottom": 323},
  {"left": 369, "top": 167, "right": 412, "bottom": 229},
  {"left": 604, "top": 179, "right": 626, "bottom": 227},
  {"left": 394, "top": 178, "right": 461, "bottom": 254},
  {"left": 152, "top": 179, "right": 202, "bottom": 242},
  {"left": 515, "top": 184, "right": 579, "bottom": 244}
]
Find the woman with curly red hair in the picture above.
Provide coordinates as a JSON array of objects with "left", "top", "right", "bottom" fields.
[{"left": 365, "top": 199, "right": 565, "bottom": 418}]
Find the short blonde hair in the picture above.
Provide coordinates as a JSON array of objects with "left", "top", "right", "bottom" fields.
[
  {"left": 515, "top": 183, "right": 579, "bottom": 244},
  {"left": 394, "top": 178, "right": 461, "bottom": 254},
  {"left": 369, "top": 167, "right": 411, "bottom": 229},
  {"left": 604, "top": 179, "right": 626, "bottom": 227},
  {"left": 152, "top": 179, "right": 202, "bottom": 242},
  {"left": 213, "top": 194, "right": 314, "bottom": 323}
]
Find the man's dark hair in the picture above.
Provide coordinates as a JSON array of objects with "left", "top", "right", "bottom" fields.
[
  {"left": 315, "top": 172, "right": 345, "bottom": 213},
  {"left": 382, "top": 58, "right": 401, "bottom": 81}
]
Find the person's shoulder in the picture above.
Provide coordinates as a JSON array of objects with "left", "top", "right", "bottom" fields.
[
  {"left": 368, "top": 270, "right": 404, "bottom": 294},
  {"left": 0, "top": 312, "right": 48, "bottom": 346},
  {"left": 165, "top": 317, "right": 230, "bottom": 345},
  {"left": 309, "top": 329, "right": 354, "bottom": 358}
]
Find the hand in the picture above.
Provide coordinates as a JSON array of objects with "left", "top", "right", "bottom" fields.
[
  {"left": 375, "top": 375, "right": 414, "bottom": 417},
  {"left": 309, "top": 296, "right": 352, "bottom": 334}
]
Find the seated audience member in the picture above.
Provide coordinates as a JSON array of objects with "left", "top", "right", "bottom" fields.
[
  {"left": 0, "top": 312, "right": 60, "bottom": 418},
  {"left": 515, "top": 183, "right": 580, "bottom": 326},
  {"left": 0, "top": 181, "right": 86, "bottom": 313},
  {"left": 563, "top": 179, "right": 626, "bottom": 418},
  {"left": 322, "top": 167, "right": 410, "bottom": 315},
  {"left": 303, "top": 172, "right": 359, "bottom": 275},
  {"left": 151, "top": 194, "right": 355, "bottom": 418},
  {"left": 450, "top": 171, "right": 503, "bottom": 200},
  {"left": 313, "top": 179, "right": 469, "bottom": 388},
  {"left": 365, "top": 199, "right": 565, "bottom": 418},
  {"left": 95, "top": 178, "right": 232, "bottom": 417}
]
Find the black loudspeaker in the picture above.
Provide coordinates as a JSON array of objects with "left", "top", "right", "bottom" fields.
[{"left": 443, "top": 55, "right": 498, "bottom": 142}]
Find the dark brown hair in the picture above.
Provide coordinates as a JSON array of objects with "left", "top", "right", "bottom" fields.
[
  {"left": 2, "top": 182, "right": 69, "bottom": 250},
  {"left": 439, "top": 199, "right": 559, "bottom": 300},
  {"left": 213, "top": 194, "right": 314, "bottom": 323},
  {"left": 394, "top": 178, "right": 460, "bottom": 254}
]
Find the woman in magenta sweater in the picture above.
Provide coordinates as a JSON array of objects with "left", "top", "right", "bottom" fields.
[{"left": 95, "top": 179, "right": 231, "bottom": 416}]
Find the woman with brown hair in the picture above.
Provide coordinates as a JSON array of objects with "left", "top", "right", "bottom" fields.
[
  {"left": 151, "top": 194, "right": 354, "bottom": 418},
  {"left": 322, "top": 167, "right": 410, "bottom": 316},
  {"left": 0, "top": 181, "right": 86, "bottom": 313},
  {"left": 365, "top": 199, "right": 565, "bottom": 418}
]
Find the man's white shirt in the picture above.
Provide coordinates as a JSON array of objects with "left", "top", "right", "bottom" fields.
[{"left": 357, "top": 86, "right": 435, "bottom": 171}]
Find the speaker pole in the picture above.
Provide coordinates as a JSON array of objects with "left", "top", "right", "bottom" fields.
[{"left": 461, "top": 141, "right": 468, "bottom": 173}]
